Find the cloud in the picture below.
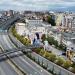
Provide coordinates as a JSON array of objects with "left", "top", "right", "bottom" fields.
[{"left": 0, "top": 0, "right": 75, "bottom": 11}]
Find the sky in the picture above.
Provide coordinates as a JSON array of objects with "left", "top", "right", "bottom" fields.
[{"left": 0, "top": 0, "right": 75, "bottom": 11}]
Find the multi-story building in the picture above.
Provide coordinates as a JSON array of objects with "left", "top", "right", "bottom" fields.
[
  {"left": 25, "top": 18, "right": 43, "bottom": 26},
  {"left": 71, "top": 17, "right": 75, "bottom": 32},
  {"left": 62, "top": 15, "right": 73, "bottom": 31},
  {"left": 15, "top": 23, "right": 26, "bottom": 35},
  {"left": 7, "top": 10, "right": 14, "bottom": 17},
  {"left": 61, "top": 14, "right": 75, "bottom": 32},
  {"left": 55, "top": 13, "right": 63, "bottom": 26}
]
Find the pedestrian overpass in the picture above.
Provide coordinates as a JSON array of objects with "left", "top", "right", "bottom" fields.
[{"left": 0, "top": 45, "right": 42, "bottom": 57}]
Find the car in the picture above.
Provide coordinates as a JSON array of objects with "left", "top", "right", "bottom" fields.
[{"left": 62, "top": 52, "right": 66, "bottom": 56}]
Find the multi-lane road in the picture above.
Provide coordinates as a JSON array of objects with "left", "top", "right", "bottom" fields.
[{"left": 0, "top": 16, "right": 52, "bottom": 75}]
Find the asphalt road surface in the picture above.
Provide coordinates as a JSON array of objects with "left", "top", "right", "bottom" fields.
[{"left": 0, "top": 33, "right": 52, "bottom": 75}]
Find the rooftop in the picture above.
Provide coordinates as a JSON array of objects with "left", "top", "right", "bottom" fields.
[{"left": 16, "top": 23, "right": 25, "bottom": 26}]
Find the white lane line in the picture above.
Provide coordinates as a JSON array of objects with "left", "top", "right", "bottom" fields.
[
  {"left": 6, "top": 34, "right": 16, "bottom": 48},
  {"left": 7, "top": 59, "right": 23, "bottom": 75},
  {"left": 2, "top": 35, "right": 12, "bottom": 49},
  {"left": 15, "top": 52, "right": 40, "bottom": 75}
]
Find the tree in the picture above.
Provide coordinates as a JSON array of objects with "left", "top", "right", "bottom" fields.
[
  {"left": 47, "top": 16, "right": 56, "bottom": 26},
  {"left": 56, "top": 57, "right": 65, "bottom": 66},
  {"left": 63, "top": 60, "right": 72, "bottom": 69},
  {"left": 47, "top": 16, "right": 51, "bottom": 23},
  {"left": 11, "top": 27, "right": 31, "bottom": 46},
  {"left": 35, "top": 48, "right": 41, "bottom": 53},
  {"left": 48, "top": 53, "right": 56, "bottom": 62},
  {"left": 59, "top": 44, "right": 67, "bottom": 51},
  {"left": 40, "top": 50, "right": 45, "bottom": 56},
  {"left": 44, "top": 51, "right": 50, "bottom": 58},
  {"left": 41, "top": 34, "right": 46, "bottom": 42},
  {"left": 23, "top": 38, "right": 31, "bottom": 45},
  {"left": 47, "top": 36, "right": 54, "bottom": 45},
  {"left": 53, "top": 40, "right": 58, "bottom": 47}
]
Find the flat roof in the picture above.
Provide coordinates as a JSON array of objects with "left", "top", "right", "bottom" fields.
[{"left": 16, "top": 23, "right": 25, "bottom": 26}]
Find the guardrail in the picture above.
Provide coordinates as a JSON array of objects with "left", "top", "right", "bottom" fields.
[{"left": 28, "top": 52, "right": 75, "bottom": 75}]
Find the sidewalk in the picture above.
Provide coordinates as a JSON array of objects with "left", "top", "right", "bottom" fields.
[{"left": 47, "top": 44, "right": 68, "bottom": 60}]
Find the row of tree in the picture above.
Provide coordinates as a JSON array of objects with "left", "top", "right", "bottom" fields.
[
  {"left": 41, "top": 34, "right": 67, "bottom": 51},
  {"left": 33, "top": 48, "right": 75, "bottom": 73},
  {"left": 11, "top": 27, "right": 31, "bottom": 45}
]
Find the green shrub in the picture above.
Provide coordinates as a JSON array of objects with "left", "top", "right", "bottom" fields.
[
  {"left": 44, "top": 51, "right": 50, "bottom": 58},
  {"left": 71, "top": 67, "right": 75, "bottom": 73},
  {"left": 63, "top": 60, "right": 72, "bottom": 69},
  {"left": 39, "top": 50, "right": 45, "bottom": 56},
  {"left": 35, "top": 48, "right": 42, "bottom": 53},
  {"left": 11, "top": 27, "right": 31, "bottom": 46},
  {"left": 56, "top": 57, "right": 65, "bottom": 66},
  {"left": 48, "top": 53, "right": 56, "bottom": 62}
]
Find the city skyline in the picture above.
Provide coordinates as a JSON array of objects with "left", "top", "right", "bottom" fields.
[{"left": 0, "top": 0, "right": 75, "bottom": 11}]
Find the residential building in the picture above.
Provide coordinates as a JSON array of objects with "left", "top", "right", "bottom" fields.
[
  {"left": 62, "top": 15, "right": 73, "bottom": 31},
  {"left": 71, "top": 17, "right": 75, "bottom": 32},
  {"left": 15, "top": 23, "right": 26, "bottom": 35},
  {"left": 61, "top": 14, "right": 75, "bottom": 32},
  {"left": 7, "top": 10, "right": 14, "bottom": 16},
  {"left": 55, "top": 13, "right": 63, "bottom": 26},
  {"left": 25, "top": 18, "right": 43, "bottom": 26}
]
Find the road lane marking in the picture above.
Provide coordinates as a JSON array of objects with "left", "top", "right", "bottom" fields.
[
  {"left": 7, "top": 59, "right": 24, "bottom": 75},
  {"left": 15, "top": 52, "right": 40, "bottom": 75},
  {"left": 0, "top": 45, "right": 24, "bottom": 75}
]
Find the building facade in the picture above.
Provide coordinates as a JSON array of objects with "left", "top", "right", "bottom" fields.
[
  {"left": 15, "top": 23, "right": 26, "bottom": 35},
  {"left": 25, "top": 19, "right": 43, "bottom": 26}
]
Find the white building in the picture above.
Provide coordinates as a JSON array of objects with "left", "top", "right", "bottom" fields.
[
  {"left": 71, "top": 17, "right": 75, "bottom": 32},
  {"left": 61, "top": 14, "right": 75, "bottom": 32},
  {"left": 25, "top": 19, "right": 43, "bottom": 26},
  {"left": 25, "top": 18, "right": 46, "bottom": 38},
  {"left": 55, "top": 13, "right": 63, "bottom": 26},
  {"left": 31, "top": 26, "right": 45, "bottom": 34},
  {"left": 15, "top": 23, "right": 26, "bottom": 35},
  {"left": 27, "top": 25, "right": 45, "bottom": 39}
]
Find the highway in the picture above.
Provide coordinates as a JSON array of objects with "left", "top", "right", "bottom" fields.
[
  {"left": 0, "top": 17, "right": 22, "bottom": 75},
  {"left": 0, "top": 15, "right": 19, "bottom": 30},
  {"left": 0, "top": 60, "right": 18, "bottom": 75},
  {"left": 0, "top": 32, "right": 51, "bottom": 75}
]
